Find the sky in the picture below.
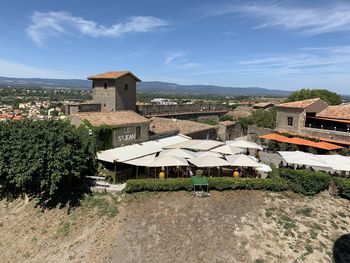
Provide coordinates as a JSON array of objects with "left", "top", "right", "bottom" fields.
[{"left": 1, "top": 0, "right": 350, "bottom": 94}]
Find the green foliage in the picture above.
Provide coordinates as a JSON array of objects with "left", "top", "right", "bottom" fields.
[
  {"left": 83, "top": 120, "right": 113, "bottom": 151},
  {"left": 238, "top": 107, "right": 277, "bottom": 131},
  {"left": 0, "top": 119, "right": 96, "bottom": 206},
  {"left": 124, "top": 178, "right": 193, "bottom": 192},
  {"left": 332, "top": 177, "right": 350, "bottom": 199},
  {"left": 208, "top": 177, "right": 289, "bottom": 191},
  {"left": 82, "top": 193, "right": 118, "bottom": 218},
  {"left": 279, "top": 169, "right": 330, "bottom": 196},
  {"left": 124, "top": 177, "right": 289, "bottom": 193},
  {"left": 285, "top": 89, "right": 342, "bottom": 105}
]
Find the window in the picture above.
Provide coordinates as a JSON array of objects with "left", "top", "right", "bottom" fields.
[
  {"left": 124, "top": 83, "right": 128, "bottom": 90},
  {"left": 287, "top": 117, "right": 293, "bottom": 126},
  {"left": 136, "top": 126, "right": 141, "bottom": 140},
  {"left": 104, "top": 82, "right": 107, "bottom": 89}
]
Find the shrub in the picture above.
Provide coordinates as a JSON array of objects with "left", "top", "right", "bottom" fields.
[
  {"left": 124, "top": 178, "right": 192, "bottom": 193},
  {"left": 208, "top": 177, "right": 289, "bottom": 191},
  {"left": 0, "top": 119, "right": 96, "bottom": 206},
  {"left": 124, "top": 177, "right": 289, "bottom": 193},
  {"left": 332, "top": 178, "right": 350, "bottom": 199},
  {"left": 279, "top": 169, "right": 330, "bottom": 196}
]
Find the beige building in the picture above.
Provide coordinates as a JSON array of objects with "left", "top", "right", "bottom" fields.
[
  {"left": 88, "top": 71, "right": 140, "bottom": 112},
  {"left": 217, "top": 121, "right": 243, "bottom": 141},
  {"left": 276, "top": 98, "right": 350, "bottom": 145},
  {"left": 71, "top": 111, "right": 150, "bottom": 148}
]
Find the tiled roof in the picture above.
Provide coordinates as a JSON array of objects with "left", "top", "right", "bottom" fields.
[
  {"left": 276, "top": 98, "right": 322, "bottom": 108},
  {"left": 317, "top": 104, "right": 350, "bottom": 120},
  {"left": 218, "top": 120, "right": 236, "bottom": 126},
  {"left": 225, "top": 110, "right": 252, "bottom": 119},
  {"left": 87, "top": 71, "right": 141, "bottom": 81},
  {"left": 253, "top": 102, "right": 274, "bottom": 108},
  {"left": 75, "top": 111, "right": 150, "bottom": 127},
  {"left": 150, "top": 117, "right": 215, "bottom": 135}
]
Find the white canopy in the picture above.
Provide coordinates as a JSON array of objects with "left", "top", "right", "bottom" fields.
[
  {"left": 124, "top": 154, "right": 188, "bottom": 167},
  {"left": 278, "top": 151, "right": 331, "bottom": 169},
  {"left": 211, "top": 144, "right": 244, "bottom": 155},
  {"left": 226, "top": 154, "right": 261, "bottom": 167},
  {"left": 155, "top": 134, "right": 191, "bottom": 148},
  {"left": 97, "top": 141, "right": 163, "bottom": 163},
  {"left": 227, "top": 140, "right": 263, "bottom": 150},
  {"left": 255, "top": 163, "right": 272, "bottom": 173},
  {"left": 159, "top": 148, "right": 197, "bottom": 159},
  {"left": 316, "top": 155, "right": 350, "bottom": 172},
  {"left": 188, "top": 156, "right": 230, "bottom": 167},
  {"left": 196, "top": 151, "right": 223, "bottom": 158},
  {"left": 167, "top": 139, "right": 224, "bottom": 151}
]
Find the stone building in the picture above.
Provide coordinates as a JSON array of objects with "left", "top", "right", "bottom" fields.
[
  {"left": 71, "top": 111, "right": 150, "bottom": 148},
  {"left": 276, "top": 98, "right": 350, "bottom": 145},
  {"left": 217, "top": 121, "right": 243, "bottom": 141},
  {"left": 88, "top": 71, "right": 140, "bottom": 111}
]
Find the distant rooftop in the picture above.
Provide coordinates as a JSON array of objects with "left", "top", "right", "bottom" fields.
[
  {"left": 276, "top": 98, "right": 323, "bottom": 109},
  {"left": 87, "top": 71, "right": 141, "bottom": 81},
  {"left": 317, "top": 104, "right": 350, "bottom": 120},
  {"left": 75, "top": 111, "right": 149, "bottom": 127}
]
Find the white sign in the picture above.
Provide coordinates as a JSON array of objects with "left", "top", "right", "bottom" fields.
[{"left": 118, "top": 133, "right": 136, "bottom": 142}]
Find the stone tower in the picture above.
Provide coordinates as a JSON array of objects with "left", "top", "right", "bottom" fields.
[{"left": 88, "top": 71, "right": 140, "bottom": 111}]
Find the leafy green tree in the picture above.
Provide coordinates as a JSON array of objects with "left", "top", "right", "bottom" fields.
[
  {"left": 285, "top": 89, "right": 342, "bottom": 105},
  {"left": 238, "top": 107, "right": 277, "bottom": 132},
  {"left": 0, "top": 119, "right": 96, "bottom": 206}
]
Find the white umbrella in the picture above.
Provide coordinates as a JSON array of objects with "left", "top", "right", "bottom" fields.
[
  {"left": 211, "top": 144, "right": 244, "bottom": 155},
  {"left": 196, "top": 151, "right": 223, "bottom": 158},
  {"left": 188, "top": 156, "right": 230, "bottom": 167},
  {"left": 159, "top": 148, "right": 196, "bottom": 159},
  {"left": 278, "top": 151, "right": 330, "bottom": 168},
  {"left": 227, "top": 140, "right": 263, "bottom": 150},
  {"left": 226, "top": 154, "right": 260, "bottom": 167},
  {"left": 153, "top": 155, "right": 189, "bottom": 167},
  {"left": 124, "top": 154, "right": 156, "bottom": 167},
  {"left": 316, "top": 155, "right": 350, "bottom": 172},
  {"left": 255, "top": 163, "right": 272, "bottom": 172}
]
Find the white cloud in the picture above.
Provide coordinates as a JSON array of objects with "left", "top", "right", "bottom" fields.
[
  {"left": 164, "top": 52, "right": 185, "bottom": 64},
  {"left": 0, "top": 58, "right": 77, "bottom": 78},
  {"left": 27, "top": 11, "right": 167, "bottom": 45},
  {"left": 214, "top": 3, "right": 350, "bottom": 35}
]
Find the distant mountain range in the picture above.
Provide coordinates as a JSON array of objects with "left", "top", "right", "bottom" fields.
[{"left": 0, "top": 76, "right": 291, "bottom": 96}]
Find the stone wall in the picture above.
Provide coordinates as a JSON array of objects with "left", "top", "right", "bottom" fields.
[
  {"left": 217, "top": 123, "right": 244, "bottom": 141},
  {"left": 112, "top": 123, "right": 149, "bottom": 147}
]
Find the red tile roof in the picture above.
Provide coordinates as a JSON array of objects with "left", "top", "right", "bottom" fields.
[
  {"left": 317, "top": 104, "right": 350, "bottom": 120},
  {"left": 75, "top": 111, "right": 150, "bottom": 127},
  {"left": 87, "top": 71, "right": 141, "bottom": 81},
  {"left": 276, "top": 98, "right": 323, "bottom": 109}
]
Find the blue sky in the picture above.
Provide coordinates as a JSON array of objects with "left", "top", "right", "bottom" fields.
[{"left": 1, "top": 0, "right": 350, "bottom": 94}]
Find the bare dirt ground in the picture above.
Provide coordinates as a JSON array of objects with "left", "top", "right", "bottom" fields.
[{"left": 1, "top": 191, "right": 350, "bottom": 263}]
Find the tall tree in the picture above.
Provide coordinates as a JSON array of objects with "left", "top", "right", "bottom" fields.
[{"left": 285, "top": 89, "right": 342, "bottom": 105}]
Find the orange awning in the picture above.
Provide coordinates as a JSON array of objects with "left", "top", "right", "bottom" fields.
[
  {"left": 320, "top": 137, "right": 350, "bottom": 146},
  {"left": 259, "top": 133, "right": 343, "bottom": 151}
]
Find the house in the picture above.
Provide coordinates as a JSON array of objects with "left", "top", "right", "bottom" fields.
[
  {"left": 276, "top": 98, "right": 350, "bottom": 144},
  {"left": 71, "top": 111, "right": 150, "bottom": 148}
]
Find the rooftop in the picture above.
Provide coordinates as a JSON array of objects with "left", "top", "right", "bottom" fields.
[
  {"left": 276, "top": 98, "right": 323, "bottom": 109},
  {"left": 87, "top": 71, "right": 141, "bottom": 81},
  {"left": 150, "top": 117, "right": 215, "bottom": 136},
  {"left": 317, "top": 104, "right": 350, "bottom": 120},
  {"left": 75, "top": 111, "right": 150, "bottom": 127},
  {"left": 218, "top": 120, "right": 236, "bottom": 126},
  {"left": 225, "top": 110, "right": 252, "bottom": 119}
]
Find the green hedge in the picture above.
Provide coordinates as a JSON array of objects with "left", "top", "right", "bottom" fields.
[
  {"left": 279, "top": 169, "right": 330, "bottom": 196},
  {"left": 124, "top": 178, "right": 192, "bottom": 193},
  {"left": 332, "top": 178, "right": 350, "bottom": 199},
  {"left": 124, "top": 177, "right": 289, "bottom": 193},
  {"left": 208, "top": 177, "right": 289, "bottom": 191}
]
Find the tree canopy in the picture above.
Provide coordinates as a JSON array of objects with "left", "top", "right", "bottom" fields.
[
  {"left": 0, "top": 119, "right": 96, "bottom": 206},
  {"left": 285, "top": 89, "right": 342, "bottom": 105},
  {"left": 238, "top": 108, "right": 277, "bottom": 132}
]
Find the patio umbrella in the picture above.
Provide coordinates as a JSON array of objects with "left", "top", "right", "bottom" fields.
[
  {"left": 159, "top": 148, "right": 196, "bottom": 159},
  {"left": 188, "top": 156, "right": 230, "bottom": 167},
  {"left": 211, "top": 144, "right": 244, "bottom": 155},
  {"left": 153, "top": 155, "right": 189, "bottom": 167},
  {"left": 255, "top": 163, "right": 272, "bottom": 173},
  {"left": 196, "top": 151, "right": 223, "bottom": 158},
  {"left": 278, "top": 151, "right": 330, "bottom": 169},
  {"left": 225, "top": 154, "right": 260, "bottom": 167},
  {"left": 227, "top": 140, "right": 263, "bottom": 150}
]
